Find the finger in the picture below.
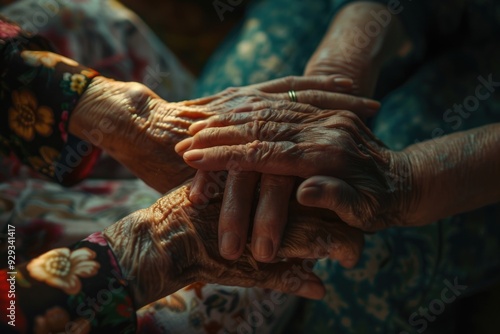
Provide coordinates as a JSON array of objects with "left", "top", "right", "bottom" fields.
[
  {"left": 248, "top": 74, "right": 353, "bottom": 93},
  {"left": 187, "top": 108, "right": 366, "bottom": 143},
  {"left": 330, "top": 230, "right": 365, "bottom": 269},
  {"left": 215, "top": 257, "right": 326, "bottom": 299},
  {"left": 256, "top": 261, "right": 326, "bottom": 300},
  {"left": 187, "top": 104, "right": 326, "bottom": 135},
  {"left": 185, "top": 93, "right": 377, "bottom": 136},
  {"left": 218, "top": 170, "right": 260, "bottom": 260},
  {"left": 183, "top": 141, "right": 316, "bottom": 177},
  {"left": 297, "top": 176, "right": 364, "bottom": 229},
  {"left": 189, "top": 170, "right": 209, "bottom": 204},
  {"left": 251, "top": 174, "right": 295, "bottom": 262},
  {"left": 186, "top": 121, "right": 299, "bottom": 150},
  {"left": 188, "top": 170, "right": 227, "bottom": 205},
  {"left": 278, "top": 212, "right": 364, "bottom": 268},
  {"left": 274, "top": 91, "right": 380, "bottom": 118}
]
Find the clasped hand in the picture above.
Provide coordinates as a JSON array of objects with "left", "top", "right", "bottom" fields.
[{"left": 176, "top": 102, "right": 414, "bottom": 263}]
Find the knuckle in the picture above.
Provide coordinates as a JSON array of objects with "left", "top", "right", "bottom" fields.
[
  {"left": 261, "top": 122, "right": 282, "bottom": 141},
  {"left": 336, "top": 109, "right": 357, "bottom": 120},
  {"left": 275, "top": 99, "right": 289, "bottom": 109},
  {"left": 243, "top": 140, "right": 266, "bottom": 164},
  {"left": 243, "top": 120, "right": 265, "bottom": 139},
  {"left": 221, "top": 87, "right": 238, "bottom": 96},
  {"left": 253, "top": 107, "right": 274, "bottom": 121},
  {"left": 225, "top": 145, "right": 247, "bottom": 164}
]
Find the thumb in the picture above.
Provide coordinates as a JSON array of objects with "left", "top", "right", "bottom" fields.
[{"left": 297, "top": 176, "right": 363, "bottom": 228}]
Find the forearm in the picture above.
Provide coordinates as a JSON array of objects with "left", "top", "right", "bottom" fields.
[
  {"left": 405, "top": 123, "right": 500, "bottom": 225},
  {"left": 305, "top": 1, "right": 409, "bottom": 96},
  {"left": 102, "top": 198, "right": 200, "bottom": 309}
]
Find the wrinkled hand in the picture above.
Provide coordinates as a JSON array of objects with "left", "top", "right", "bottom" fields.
[
  {"left": 174, "top": 82, "right": 379, "bottom": 262},
  {"left": 70, "top": 75, "right": 378, "bottom": 193},
  {"left": 103, "top": 184, "right": 364, "bottom": 308},
  {"left": 177, "top": 104, "right": 414, "bottom": 237}
]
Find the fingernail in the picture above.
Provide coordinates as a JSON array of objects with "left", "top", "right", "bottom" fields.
[
  {"left": 333, "top": 77, "right": 354, "bottom": 87},
  {"left": 254, "top": 237, "right": 274, "bottom": 260},
  {"left": 295, "top": 281, "right": 325, "bottom": 300},
  {"left": 297, "top": 185, "right": 323, "bottom": 203},
  {"left": 363, "top": 99, "right": 381, "bottom": 111},
  {"left": 220, "top": 232, "right": 241, "bottom": 257},
  {"left": 183, "top": 149, "right": 204, "bottom": 162},
  {"left": 175, "top": 138, "right": 193, "bottom": 154},
  {"left": 189, "top": 121, "right": 209, "bottom": 134}
]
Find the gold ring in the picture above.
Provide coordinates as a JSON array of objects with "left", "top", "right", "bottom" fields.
[{"left": 288, "top": 90, "right": 297, "bottom": 102}]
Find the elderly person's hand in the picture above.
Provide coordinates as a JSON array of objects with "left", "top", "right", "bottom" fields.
[
  {"left": 70, "top": 75, "right": 379, "bottom": 193},
  {"left": 176, "top": 104, "right": 414, "bottom": 251},
  {"left": 102, "top": 184, "right": 365, "bottom": 307}
]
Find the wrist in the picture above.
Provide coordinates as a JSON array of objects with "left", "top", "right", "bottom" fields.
[
  {"left": 305, "top": 2, "right": 407, "bottom": 96},
  {"left": 386, "top": 150, "right": 422, "bottom": 227},
  {"left": 103, "top": 201, "right": 198, "bottom": 308},
  {"left": 400, "top": 126, "right": 500, "bottom": 226},
  {"left": 398, "top": 145, "right": 441, "bottom": 226},
  {"left": 68, "top": 76, "right": 118, "bottom": 148}
]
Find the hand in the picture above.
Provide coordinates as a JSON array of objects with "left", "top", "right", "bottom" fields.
[
  {"left": 178, "top": 74, "right": 379, "bottom": 120},
  {"left": 69, "top": 76, "right": 208, "bottom": 193},
  {"left": 102, "top": 184, "right": 365, "bottom": 308},
  {"left": 70, "top": 75, "right": 378, "bottom": 193},
  {"left": 177, "top": 104, "right": 414, "bottom": 236},
  {"left": 175, "top": 83, "right": 379, "bottom": 262}
]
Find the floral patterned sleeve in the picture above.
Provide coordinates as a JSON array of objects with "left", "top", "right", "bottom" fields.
[
  {"left": 0, "top": 17, "right": 101, "bottom": 186},
  {"left": 0, "top": 19, "right": 138, "bottom": 333},
  {"left": 1, "top": 232, "right": 137, "bottom": 333}
]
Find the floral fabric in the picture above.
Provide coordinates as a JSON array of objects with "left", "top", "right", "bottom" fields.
[
  {"left": 0, "top": 18, "right": 100, "bottom": 185},
  {"left": 0, "top": 13, "right": 139, "bottom": 334}
]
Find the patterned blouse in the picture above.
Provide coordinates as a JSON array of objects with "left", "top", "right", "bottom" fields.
[{"left": 0, "top": 18, "right": 136, "bottom": 333}]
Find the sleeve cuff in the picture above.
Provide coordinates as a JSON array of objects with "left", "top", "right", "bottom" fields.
[{"left": 1, "top": 19, "right": 102, "bottom": 185}]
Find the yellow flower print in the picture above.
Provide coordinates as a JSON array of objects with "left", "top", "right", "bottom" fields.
[
  {"left": 21, "top": 50, "right": 79, "bottom": 69},
  {"left": 70, "top": 74, "right": 87, "bottom": 95},
  {"left": 27, "top": 247, "right": 100, "bottom": 295},
  {"left": 8, "top": 90, "right": 54, "bottom": 141},
  {"left": 28, "top": 146, "right": 61, "bottom": 177}
]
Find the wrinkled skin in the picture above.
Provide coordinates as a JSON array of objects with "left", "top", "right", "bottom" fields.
[
  {"left": 304, "top": 2, "right": 409, "bottom": 98},
  {"left": 103, "top": 184, "right": 364, "bottom": 308},
  {"left": 178, "top": 104, "right": 415, "bottom": 234},
  {"left": 70, "top": 75, "right": 379, "bottom": 193}
]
